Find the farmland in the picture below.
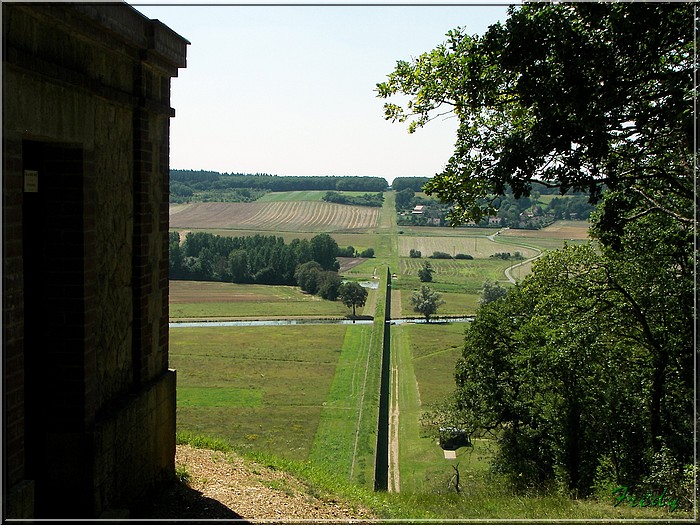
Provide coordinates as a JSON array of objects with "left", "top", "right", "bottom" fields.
[
  {"left": 170, "top": 200, "right": 380, "bottom": 232},
  {"left": 170, "top": 324, "right": 347, "bottom": 460},
  {"left": 170, "top": 280, "right": 354, "bottom": 319},
  {"left": 168, "top": 189, "right": 646, "bottom": 519}
]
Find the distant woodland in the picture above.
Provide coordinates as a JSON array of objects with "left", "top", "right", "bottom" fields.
[
  {"left": 169, "top": 231, "right": 361, "bottom": 286},
  {"left": 170, "top": 170, "right": 388, "bottom": 203}
]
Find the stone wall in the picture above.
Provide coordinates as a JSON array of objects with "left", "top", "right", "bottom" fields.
[{"left": 2, "top": 3, "right": 187, "bottom": 518}]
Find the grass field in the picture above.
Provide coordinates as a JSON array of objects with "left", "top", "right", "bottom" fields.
[
  {"left": 167, "top": 194, "right": 641, "bottom": 518},
  {"left": 391, "top": 322, "right": 468, "bottom": 494},
  {"left": 398, "top": 234, "right": 538, "bottom": 259},
  {"left": 170, "top": 281, "right": 351, "bottom": 319},
  {"left": 171, "top": 324, "right": 348, "bottom": 460}
]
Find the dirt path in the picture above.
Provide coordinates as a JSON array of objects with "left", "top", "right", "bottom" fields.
[{"left": 388, "top": 365, "right": 400, "bottom": 493}]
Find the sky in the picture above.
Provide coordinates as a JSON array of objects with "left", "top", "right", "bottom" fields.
[{"left": 133, "top": 2, "right": 513, "bottom": 184}]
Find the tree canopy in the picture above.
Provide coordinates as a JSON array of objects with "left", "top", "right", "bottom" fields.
[
  {"left": 410, "top": 285, "right": 444, "bottom": 323},
  {"left": 377, "top": 2, "right": 694, "bottom": 230},
  {"left": 391, "top": 2, "right": 695, "bottom": 504},
  {"left": 338, "top": 282, "right": 368, "bottom": 318}
]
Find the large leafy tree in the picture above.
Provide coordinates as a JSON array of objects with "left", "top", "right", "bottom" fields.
[
  {"left": 338, "top": 281, "right": 368, "bottom": 317},
  {"left": 410, "top": 285, "right": 445, "bottom": 323},
  {"left": 377, "top": 2, "right": 695, "bottom": 230},
  {"left": 393, "top": 2, "right": 696, "bottom": 498},
  {"left": 440, "top": 241, "right": 692, "bottom": 495}
]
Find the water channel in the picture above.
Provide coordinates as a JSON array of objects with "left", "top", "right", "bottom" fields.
[{"left": 169, "top": 317, "right": 474, "bottom": 328}]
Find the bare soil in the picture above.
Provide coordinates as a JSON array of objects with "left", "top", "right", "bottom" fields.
[{"left": 133, "top": 445, "right": 376, "bottom": 522}]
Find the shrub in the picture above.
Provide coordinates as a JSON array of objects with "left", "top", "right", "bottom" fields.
[{"left": 429, "top": 251, "right": 453, "bottom": 259}]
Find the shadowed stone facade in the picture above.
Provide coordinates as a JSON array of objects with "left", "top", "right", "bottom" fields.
[{"left": 3, "top": 2, "right": 187, "bottom": 518}]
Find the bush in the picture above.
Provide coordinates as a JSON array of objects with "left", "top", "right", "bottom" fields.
[
  {"left": 455, "top": 253, "right": 473, "bottom": 260},
  {"left": 429, "top": 251, "right": 453, "bottom": 259},
  {"left": 359, "top": 248, "right": 375, "bottom": 258},
  {"left": 409, "top": 249, "right": 422, "bottom": 258}
]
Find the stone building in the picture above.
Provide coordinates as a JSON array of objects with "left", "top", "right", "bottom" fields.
[{"left": 3, "top": 3, "right": 188, "bottom": 518}]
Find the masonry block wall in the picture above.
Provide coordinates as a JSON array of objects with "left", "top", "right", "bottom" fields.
[{"left": 2, "top": 3, "right": 187, "bottom": 518}]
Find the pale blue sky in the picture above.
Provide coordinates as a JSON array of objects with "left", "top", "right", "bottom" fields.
[{"left": 133, "top": 2, "right": 512, "bottom": 183}]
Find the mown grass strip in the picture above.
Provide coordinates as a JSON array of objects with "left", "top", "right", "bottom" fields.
[
  {"left": 309, "top": 324, "right": 373, "bottom": 480},
  {"left": 177, "top": 386, "right": 263, "bottom": 407}
]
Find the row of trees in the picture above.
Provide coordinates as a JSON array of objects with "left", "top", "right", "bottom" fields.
[
  {"left": 170, "top": 230, "right": 370, "bottom": 315},
  {"left": 321, "top": 191, "right": 384, "bottom": 207},
  {"left": 170, "top": 170, "right": 388, "bottom": 202},
  {"left": 381, "top": 1, "right": 694, "bottom": 503},
  {"left": 169, "top": 232, "right": 343, "bottom": 285}
]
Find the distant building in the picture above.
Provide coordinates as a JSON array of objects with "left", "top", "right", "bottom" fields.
[
  {"left": 412, "top": 205, "right": 425, "bottom": 215},
  {"left": 3, "top": 3, "right": 188, "bottom": 518}
]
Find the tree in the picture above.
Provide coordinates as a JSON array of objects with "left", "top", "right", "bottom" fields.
[
  {"left": 377, "top": 2, "right": 694, "bottom": 230},
  {"left": 395, "top": 187, "right": 415, "bottom": 209},
  {"left": 294, "top": 261, "right": 323, "bottom": 294},
  {"left": 317, "top": 271, "right": 342, "bottom": 301},
  {"left": 479, "top": 280, "right": 507, "bottom": 305},
  {"left": 311, "top": 233, "right": 340, "bottom": 271},
  {"left": 338, "top": 281, "right": 368, "bottom": 318},
  {"left": 417, "top": 261, "right": 434, "bottom": 282},
  {"left": 384, "top": 1, "right": 694, "bottom": 500},
  {"left": 429, "top": 241, "right": 693, "bottom": 495},
  {"left": 410, "top": 285, "right": 444, "bottom": 323}
]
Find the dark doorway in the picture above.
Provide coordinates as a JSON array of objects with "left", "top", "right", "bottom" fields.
[{"left": 22, "top": 140, "right": 86, "bottom": 516}]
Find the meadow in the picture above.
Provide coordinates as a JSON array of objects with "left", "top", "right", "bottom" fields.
[
  {"left": 169, "top": 280, "right": 351, "bottom": 319},
  {"left": 164, "top": 190, "right": 683, "bottom": 519},
  {"left": 170, "top": 324, "right": 348, "bottom": 460}
]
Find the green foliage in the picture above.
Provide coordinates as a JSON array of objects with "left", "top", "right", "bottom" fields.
[
  {"left": 479, "top": 280, "right": 507, "bottom": 305},
  {"left": 428, "top": 251, "right": 452, "bottom": 260},
  {"left": 311, "top": 233, "right": 341, "bottom": 271},
  {"left": 394, "top": 188, "right": 416, "bottom": 210},
  {"left": 489, "top": 252, "right": 522, "bottom": 260},
  {"left": 170, "top": 170, "right": 388, "bottom": 203},
  {"left": 417, "top": 261, "right": 433, "bottom": 282},
  {"left": 445, "top": 235, "right": 693, "bottom": 496},
  {"left": 410, "top": 285, "right": 444, "bottom": 322},
  {"left": 170, "top": 231, "right": 341, "bottom": 285},
  {"left": 317, "top": 271, "right": 342, "bottom": 301},
  {"left": 408, "top": 249, "right": 421, "bottom": 259},
  {"left": 294, "top": 261, "right": 323, "bottom": 294},
  {"left": 322, "top": 191, "right": 384, "bottom": 207},
  {"left": 378, "top": 3, "right": 693, "bottom": 228},
  {"left": 359, "top": 248, "right": 375, "bottom": 258},
  {"left": 391, "top": 177, "right": 431, "bottom": 193},
  {"left": 338, "top": 282, "right": 368, "bottom": 317}
]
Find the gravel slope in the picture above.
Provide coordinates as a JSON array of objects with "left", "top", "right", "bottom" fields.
[{"left": 133, "top": 444, "right": 376, "bottom": 522}]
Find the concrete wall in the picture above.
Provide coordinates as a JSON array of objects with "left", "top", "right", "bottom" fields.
[{"left": 2, "top": 3, "right": 187, "bottom": 518}]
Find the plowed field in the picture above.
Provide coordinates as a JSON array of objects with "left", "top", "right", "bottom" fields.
[{"left": 169, "top": 201, "right": 379, "bottom": 232}]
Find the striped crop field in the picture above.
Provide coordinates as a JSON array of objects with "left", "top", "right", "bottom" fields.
[
  {"left": 169, "top": 201, "right": 380, "bottom": 232},
  {"left": 399, "top": 257, "right": 513, "bottom": 281},
  {"left": 398, "top": 235, "right": 539, "bottom": 259},
  {"left": 501, "top": 220, "right": 590, "bottom": 240}
]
